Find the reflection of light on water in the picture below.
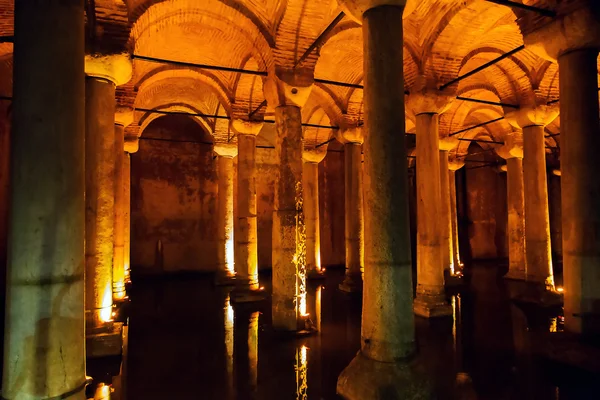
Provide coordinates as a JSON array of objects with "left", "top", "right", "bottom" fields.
[
  {"left": 225, "top": 238, "right": 235, "bottom": 276},
  {"left": 100, "top": 283, "right": 113, "bottom": 322},
  {"left": 295, "top": 345, "right": 308, "bottom": 400},
  {"left": 452, "top": 296, "right": 457, "bottom": 348},
  {"left": 294, "top": 181, "right": 308, "bottom": 321},
  {"left": 316, "top": 286, "right": 322, "bottom": 331},
  {"left": 549, "top": 317, "right": 558, "bottom": 333},
  {"left": 249, "top": 312, "right": 259, "bottom": 391},
  {"left": 94, "top": 383, "right": 111, "bottom": 400},
  {"left": 224, "top": 295, "right": 234, "bottom": 386}
]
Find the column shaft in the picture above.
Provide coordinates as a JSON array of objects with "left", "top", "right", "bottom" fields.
[
  {"left": 439, "top": 150, "right": 453, "bottom": 275},
  {"left": 237, "top": 134, "right": 259, "bottom": 289},
  {"left": 506, "top": 157, "right": 527, "bottom": 280},
  {"left": 449, "top": 170, "right": 462, "bottom": 270},
  {"left": 85, "top": 77, "right": 117, "bottom": 325},
  {"left": 217, "top": 156, "right": 235, "bottom": 279},
  {"left": 414, "top": 113, "right": 449, "bottom": 317},
  {"left": 340, "top": 142, "right": 364, "bottom": 291},
  {"left": 523, "top": 125, "right": 553, "bottom": 287},
  {"left": 124, "top": 153, "right": 131, "bottom": 281},
  {"left": 360, "top": 5, "right": 414, "bottom": 361},
  {"left": 559, "top": 48, "right": 600, "bottom": 335},
  {"left": 113, "top": 125, "right": 126, "bottom": 294},
  {"left": 272, "top": 105, "right": 304, "bottom": 331},
  {"left": 3, "top": 0, "right": 86, "bottom": 397},
  {"left": 303, "top": 161, "right": 322, "bottom": 277},
  {"left": 0, "top": 112, "right": 8, "bottom": 290}
]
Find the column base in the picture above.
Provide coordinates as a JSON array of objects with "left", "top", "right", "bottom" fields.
[
  {"left": 337, "top": 352, "right": 432, "bottom": 400},
  {"left": 413, "top": 296, "right": 453, "bottom": 318},
  {"left": 231, "top": 287, "right": 267, "bottom": 304},
  {"left": 307, "top": 268, "right": 326, "bottom": 280},
  {"left": 507, "top": 280, "right": 563, "bottom": 308},
  {"left": 86, "top": 322, "right": 123, "bottom": 359},
  {"left": 214, "top": 271, "right": 237, "bottom": 286},
  {"left": 339, "top": 273, "right": 363, "bottom": 293}
]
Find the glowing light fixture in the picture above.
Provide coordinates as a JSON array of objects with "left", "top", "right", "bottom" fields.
[{"left": 556, "top": 286, "right": 564, "bottom": 293}]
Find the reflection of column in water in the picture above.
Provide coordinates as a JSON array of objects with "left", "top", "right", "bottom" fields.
[
  {"left": 305, "top": 285, "right": 322, "bottom": 332},
  {"left": 225, "top": 295, "right": 234, "bottom": 391},
  {"left": 248, "top": 312, "right": 259, "bottom": 393},
  {"left": 452, "top": 295, "right": 463, "bottom": 369},
  {"left": 295, "top": 345, "right": 308, "bottom": 400},
  {"left": 94, "top": 383, "right": 111, "bottom": 400}
]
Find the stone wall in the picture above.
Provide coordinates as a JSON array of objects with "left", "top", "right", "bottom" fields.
[{"left": 131, "top": 115, "right": 346, "bottom": 275}]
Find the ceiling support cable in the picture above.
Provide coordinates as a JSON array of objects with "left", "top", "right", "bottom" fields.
[
  {"left": 483, "top": 0, "right": 556, "bottom": 17},
  {"left": 449, "top": 117, "right": 505, "bottom": 137},
  {"left": 439, "top": 46, "right": 525, "bottom": 90},
  {"left": 456, "top": 96, "right": 518, "bottom": 109},
  {"left": 295, "top": 12, "right": 346, "bottom": 68}
]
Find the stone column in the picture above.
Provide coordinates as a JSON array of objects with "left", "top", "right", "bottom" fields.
[
  {"left": 336, "top": 1, "right": 429, "bottom": 399},
  {"left": 230, "top": 120, "right": 264, "bottom": 300},
  {"left": 113, "top": 108, "right": 134, "bottom": 298},
  {"left": 2, "top": 0, "right": 86, "bottom": 397},
  {"left": 497, "top": 132, "right": 527, "bottom": 280},
  {"left": 448, "top": 158, "right": 465, "bottom": 273},
  {"left": 303, "top": 147, "right": 327, "bottom": 279},
  {"left": 214, "top": 143, "right": 238, "bottom": 285},
  {"left": 559, "top": 48, "right": 600, "bottom": 335},
  {"left": 124, "top": 137, "right": 139, "bottom": 283},
  {"left": 439, "top": 137, "right": 459, "bottom": 278},
  {"left": 508, "top": 107, "right": 558, "bottom": 291},
  {"left": 85, "top": 54, "right": 131, "bottom": 308},
  {"left": 338, "top": 128, "right": 365, "bottom": 293},
  {"left": 408, "top": 91, "right": 453, "bottom": 318},
  {"left": 0, "top": 108, "right": 9, "bottom": 294},
  {"left": 264, "top": 74, "right": 313, "bottom": 331}
]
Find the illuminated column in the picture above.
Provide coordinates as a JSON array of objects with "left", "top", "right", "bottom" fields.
[
  {"left": 230, "top": 120, "right": 264, "bottom": 298},
  {"left": 113, "top": 108, "right": 134, "bottom": 296},
  {"left": 214, "top": 143, "right": 238, "bottom": 285},
  {"left": 559, "top": 48, "right": 600, "bottom": 334},
  {"left": 264, "top": 74, "right": 313, "bottom": 331},
  {"left": 439, "top": 137, "right": 459, "bottom": 277},
  {"left": 2, "top": 0, "right": 86, "bottom": 397},
  {"left": 497, "top": 132, "right": 527, "bottom": 280},
  {"left": 303, "top": 147, "right": 327, "bottom": 279},
  {"left": 507, "top": 107, "right": 558, "bottom": 291},
  {"left": 338, "top": 128, "right": 365, "bottom": 292},
  {"left": 123, "top": 136, "right": 139, "bottom": 285},
  {"left": 85, "top": 54, "right": 132, "bottom": 309},
  {"left": 448, "top": 158, "right": 465, "bottom": 273},
  {"left": 336, "top": 2, "right": 430, "bottom": 399},
  {"left": 409, "top": 90, "right": 453, "bottom": 318}
]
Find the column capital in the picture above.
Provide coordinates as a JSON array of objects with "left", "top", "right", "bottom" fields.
[
  {"left": 506, "top": 105, "right": 558, "bottom": 129},
  {"left": 496, "top": 131, "right": 524, "bottom": 160},
  {"left": 337, "top": 126, "right": 364, "bottom": 144},
  {"left": 439, "top": 136, "right": 459, "bottom": 151},
  {"left": 406, "top": 90, "right": 454, "bottom": 118},
  {"left": 214, "top": 142, "right": 238, "bottom": 158},
  {"left": 448, "top": 157, "right": 465, "bottom": 171},
  {"left": 85, "top": 52, "right": 132, "bottom": 86},
  {"left": 338, "top": 0, "right": 417, "bottom": 22},
  {"left": 303, "top": 147, "right": 327, "bottom": 164},
  {"left": 124, "top": 136, "right": 139, "bottom": 154},
  {"left": 230, "top": 119, "right": 263, "bottom": 136},
  {"left": 263, "top": 71, "right": 313, "bottom": 109},
  {"left": 115, "top": 106, "right": 134, "bottom": 128},
  {"left": 521, "top": 4, "right": 600, "bottom": 61}
]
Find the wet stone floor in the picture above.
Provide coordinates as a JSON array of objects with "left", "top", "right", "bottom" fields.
[{"left": 88, "top": 264, "right": 600, "bottom": 400}]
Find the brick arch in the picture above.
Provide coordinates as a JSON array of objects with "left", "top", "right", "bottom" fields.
[
  {"left": 139, "top": 103, "right": 214, "bottom": 137},
  {"left": 232, "top": 57, "right": 265, "bottom": 119}
]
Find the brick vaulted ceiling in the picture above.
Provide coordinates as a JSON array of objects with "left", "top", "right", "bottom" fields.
[{"left": 0, "top": 0, "right": 598, "bottom": 151}]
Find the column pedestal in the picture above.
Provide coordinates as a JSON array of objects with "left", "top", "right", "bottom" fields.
[
  {"left": 336, "top": 5, "right": 431, "bottom": 399},
  {"left": 339, "top": 141, "right": 364, "bottom": 293},
  {"left": 2, "top": 0, "right": 87, "bottom": 396}
]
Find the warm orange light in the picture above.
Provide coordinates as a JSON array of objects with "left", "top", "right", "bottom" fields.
[
  {"left": 556, "top": 287, "right": 564, "bottom": 293},
  {"left": 100, "top": 284, "right": 113, "bottom": 322},
  {"left": 93, "top": 383, "right": 111, "bottom": 400}
]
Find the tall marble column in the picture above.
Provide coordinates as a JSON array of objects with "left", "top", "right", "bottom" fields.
[
  {"left": 2, "top": 0, "right": 87, "bottom": 397},
  {"left": 264, "top": 74, "right": 313, "bottom": 331},
  {"left": 338, "top": 128, "right": 365, "bottom": 293},
  {"left": 409, "top": 91, "right": 453, "bottom": 318},
  {"left": 303, "top": 147, "right": 327, "bottom": 279},
  {"left": 559, "top": 48, "right": 600, "bottom": 335},
  {"left": 124, "top": 137, "right": 139, "bottom": 283},
  {"left": 113, "top": 108, "right": 134, "bottom": 298},
  {"left": 85, "top": 54, "right": 132, "bottom": 307},
  {"left": 230, "top": 120, "right": 264, "bottom": 300},
  {"left": 448, "top": 158, "right": 465, "bottom": 274},
  {"left": 497, "top": 132, "right": 527, "bottom": 280},
  {"left": 508, "top": 107, "right": 558, "bottom": 291},
  {"left": 439, "top": 137, "right": 459, "bottom": 278},
  {"left": 214, "top": 143, "right": 238, "bottom": 285},
  {"left": 336, "top": 1, "right": 430, "bottom": 399}
]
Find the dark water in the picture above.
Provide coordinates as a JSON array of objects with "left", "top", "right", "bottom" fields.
[{"left": 89, "top": 264, "right": 600, "bottom": 399}]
